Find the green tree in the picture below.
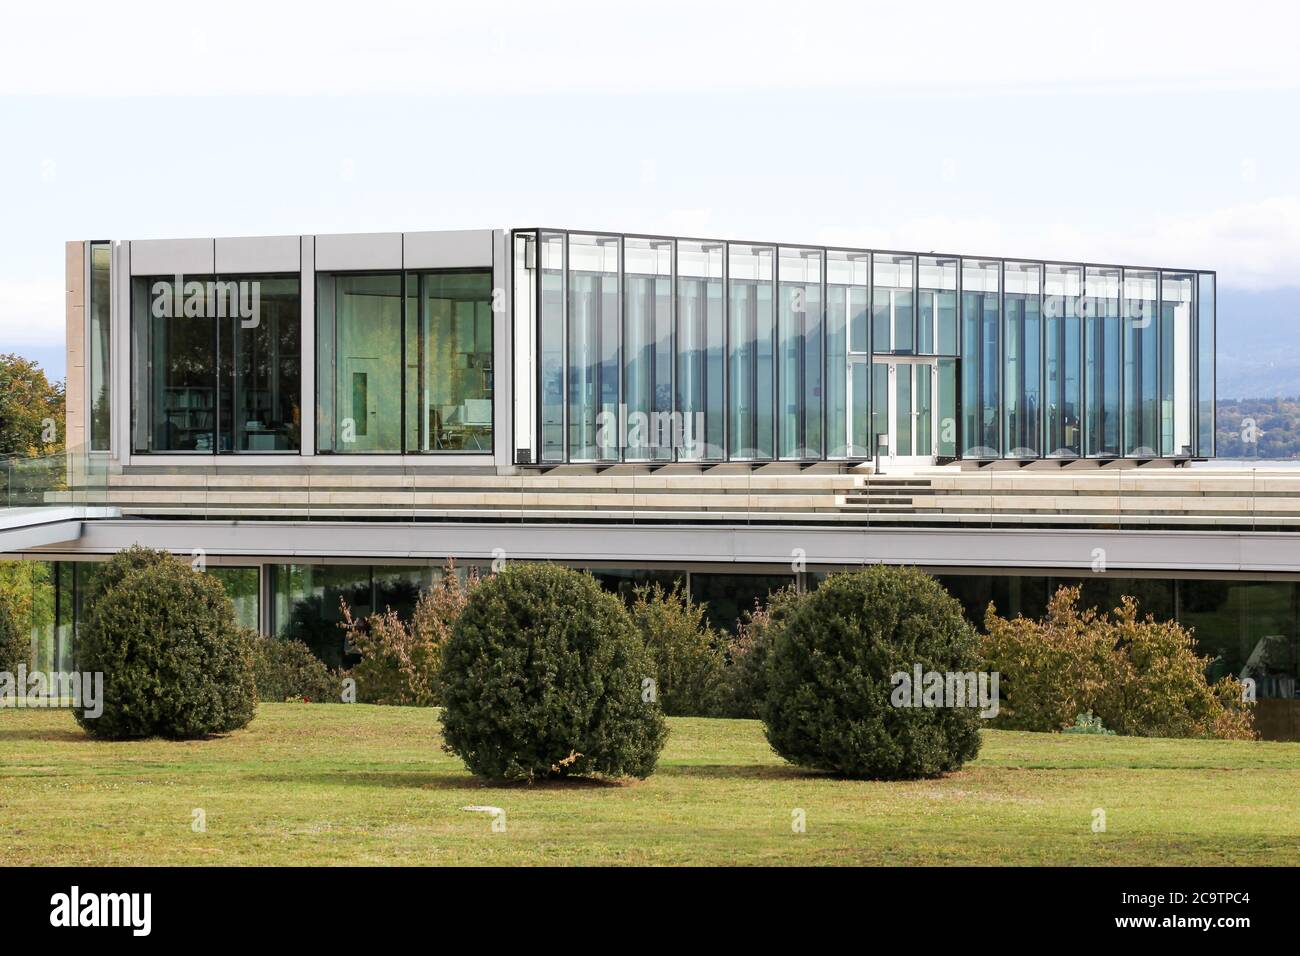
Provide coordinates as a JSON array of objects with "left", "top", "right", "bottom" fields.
[{"left": 0, "top": 353, "right": 64, "bottom": 458}]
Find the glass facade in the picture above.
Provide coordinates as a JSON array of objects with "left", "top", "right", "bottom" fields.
[
  {"left": 316, "top": 269, "right": 493, "bottom": 454},
  {"left": 132, "top": 274, "right": 301, "bottom": 453},
  {"left": 511, "top": 229, "right": 1213, "bottom": 464}
]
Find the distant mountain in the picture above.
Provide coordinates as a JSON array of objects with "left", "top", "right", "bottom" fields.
[{"left": 1216, "top": 286, "right": 1300, "bottom": 400}]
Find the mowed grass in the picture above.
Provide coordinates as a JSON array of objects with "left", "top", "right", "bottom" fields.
[{"left": 2, "top": 703, "right": 1299, "bottom": 866}]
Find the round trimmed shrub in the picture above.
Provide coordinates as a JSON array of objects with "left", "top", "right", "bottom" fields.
[
  {"left": 74, "top": 548, "right": 256, "bottom": 739},
  {"left": 253, "top": 636, "right": 342, "bottom": 703},
  {"left": 762, "top": 566, "right": 982, "bottom": 779},
  {"left": 439, "top": 564, "right": 667, "bottom": 781}
]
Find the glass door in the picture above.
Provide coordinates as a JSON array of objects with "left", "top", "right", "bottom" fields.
[{"left": 871, "top": 359, "right": 938, "bottom": 464}]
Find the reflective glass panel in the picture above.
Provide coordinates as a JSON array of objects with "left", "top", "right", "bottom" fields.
[
  {"left": 1044, "top": 264, "right": 1083, "bottom": 457},
  {"left": 777, "top": 247, "right": 823, "bottom": 459},
  {"left": 1003, "top": 262, "right": 1042, "bottom": 458},
  {"left": 918, "top": 256, "right": 957, "bottom": 356},
  {"left": 568, "top": 234, "right": 620, "bottom": 462},
  {"left": 1084, "top": 266, "right": 1121, "bottom": 457},
  {"left": 1123, "top": 269, "right": 1159, "bottom": 457},
  {"left": 624, "top": 238, "right": 673, "bottom": 461},
  {"left": 728, "top": 244, "right": 775, "bottom": 459},
  {"left": 826, "top": 251, "right": 870, "bottom": 457},
  {"left": 1160, "top": 272, "right": 1195, "bottom": 457},
  {"left": 961, "top": 259, "right": 1000, "bottom": 457},
  {"left": 676, "top": 240, "right": 725, "bottom": 460}
]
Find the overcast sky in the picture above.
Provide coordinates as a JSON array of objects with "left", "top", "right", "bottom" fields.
[{"left": 2, "top": 0, "right": 1297, "bottom": 378}]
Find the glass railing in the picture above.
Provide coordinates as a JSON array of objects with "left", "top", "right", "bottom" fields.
[{"left": 0, "top": 444, "right": 110, "bottom": 514}]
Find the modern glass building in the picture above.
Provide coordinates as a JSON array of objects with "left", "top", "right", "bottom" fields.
[
  {"left": 18, "top": 227, "right": 1298, "bottom": 739},
  {"left": 511, "top": 229, "right": 1214, "bottom": 465}
]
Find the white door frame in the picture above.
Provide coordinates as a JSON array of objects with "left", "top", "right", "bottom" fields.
[{"left": 874, "top": 357, "right": 938, "bottom": 464}]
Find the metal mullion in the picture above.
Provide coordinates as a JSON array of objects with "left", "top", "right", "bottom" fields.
[
  {"left": 723, "top": 244, "right": 731, "bottom": 461},
  {"left": 615, "top": 236, "right": 624, "bottom": 463},
  {"left": 562, "top": 232, "right": 569, "bottom": 463},
  {"left": 672, "top": 261, "right": 681, "bottom": 462}
]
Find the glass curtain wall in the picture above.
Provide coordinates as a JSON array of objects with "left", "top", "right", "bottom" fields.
[
  {"left": 1044, "top": 264, "right": 1083, "bottom": 457},
  {"left": 1160, "top": 272, "right": 1195, "bottom": 457},
  {"left": 873, "top": 254, "right": 914, "bottom": 352},
  {"left": 624, "top": 238, "right": 673, "bottom": 461},
  {"left": 568, "top": 234, "right": 620, "bottom": 462},
  {"left": 514, "top": 231, "right": 1212, "bottom": 464},
  {"left": 676, "top": 240, "right": 725, "bottom": 460},
  {"left": 89, "top": 243, "right": 112, "bottom": 451},
  {"left": 826, "top": 251, "right": 870, "bottom": 458},
  {"left": 961, "top": 259, "right": 1000, "bottom": 457},
  {"left": 1123, "top": 269, "right": 1159, "bottom": 457},
  {"left": 777, "top": 247, "right": 823, "bottom": 459},
  {"left": 917, "top": 256, "right": 957, "bottom": 356},
  {"left": 1003, "top": 261, "right": 1042, "bottom": 458},
  {"left": 1084, "top": 266, "right": 1122, "bottom": 457},
  {"left": 728, "top": 244, "right": 776, "bottom": 460}
]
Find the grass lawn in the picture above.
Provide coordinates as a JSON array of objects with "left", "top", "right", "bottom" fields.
[{"left": 2, "top": 703, "right": 1299, "bottom": 866}]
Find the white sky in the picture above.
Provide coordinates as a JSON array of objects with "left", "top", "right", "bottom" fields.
[{"left": 1, "top": 0, "right": 1298, "bottom": 365}]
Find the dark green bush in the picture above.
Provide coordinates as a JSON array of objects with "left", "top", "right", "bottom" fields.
[
  {"left": 253, "top": 636, "right": 342, "bottom": 703},
  {"left": 631, "top": 582, "right": 725, "bottom": 717},
  {"left": 74, "top": 548, "right": 256, "bottom": 739},
  {"left": 439, "top": 563, "right": 667, "bottom": 781},
  {"left": 762, "top": 566, "right": 983, "bottom": 779},
  {"left": 0, "top": 595, "right": 25, "bottom": 673}
]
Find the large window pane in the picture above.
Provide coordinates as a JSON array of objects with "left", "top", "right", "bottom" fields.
[
  {"left": 826, "top": 251, "right": 870, "bottom": 457},
  {"left": 961, "top": 259, "right": 1000, "bottom": 457},
  {"left": 404, "top": 270, "right": 494, "bottom": 453},
  {"left": 1084, "top": 266, "right": 1121, "bottom": 457},
  {"left": 936, "top": 357, "right": 958, "bottom": 457},
  {"left": 1123, "top": 268, "right": 1159, "bottom": 457},
  {"left": 316, "top": 273, "right": 402, "bottom": 453},
  {"left": 88, "top": 243, "right": 112, "bottom": 451},
  {"left": 918, "top": 256, "right": 957, "bottom": 356},
  {"left": 132, "top": 275, "right": 217, "bottom": 452},
  {"left": 568, "top": 234, "right": 620, "bottom": 462},
  {"left": 624, "top": 238, "right": 673, "bottom": 461},
  {"left": 777, "top": 247, "right": 823, "bottom": 459},
  {"left": 1044, "top": 264, "right": 1083, "bottom": 458},
  {"left": 1003, "top": 261, "right": 1042, "bottom": 458},
  {"left": 539, "top": 232, "right": 566, "bottom": 462},
  {"left": 222, "top": 276, "right": 301, "bottom": 452},
  {"left": 676, "top": 240, "right": 725, "bottom": 460},
  {"left": 728, "top": 244, "right": 775, "bottom": 459},
  {"left": 1161, "top": 272, "right": 1195, "bottom": 457},
  {"left": 873, "top": 254, "right": 914, "bottom": 352}
]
